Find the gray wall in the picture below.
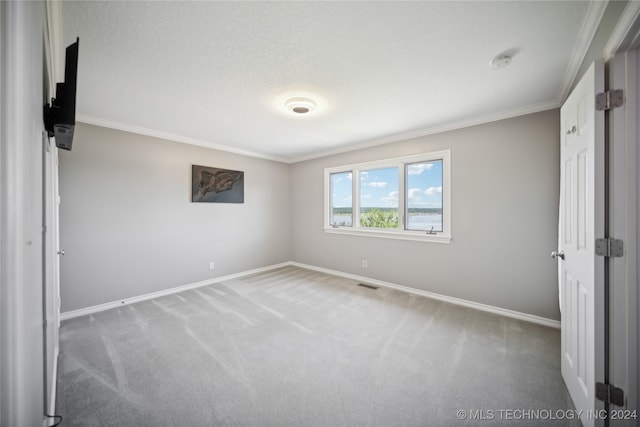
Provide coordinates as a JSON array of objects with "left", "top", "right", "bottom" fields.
[
  {"left": 59, "top": 123, "right": 291, "bottom": 312},
  {"left": 60, "top": 111, "right": 560, "bottom": 320},
  {"left": 291, "top": 110, "right": 561, "bottom": 320}
]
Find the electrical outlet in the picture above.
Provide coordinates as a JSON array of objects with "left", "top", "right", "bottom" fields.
[
  {"left": 361, "top": 259, "right": 368, "bottom": 268},
  {"left": 209, "top": 262, "right": 215, "bottom": 270}
]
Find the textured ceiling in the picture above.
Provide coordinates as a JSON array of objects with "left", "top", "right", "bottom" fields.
[{"left": 61, "top": 1, "right": 600, "bottom": 163}]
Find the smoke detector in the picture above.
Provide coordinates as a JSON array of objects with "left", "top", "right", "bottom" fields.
[{"left": 490, "top": 54, "right": 512, "bottom": 69}]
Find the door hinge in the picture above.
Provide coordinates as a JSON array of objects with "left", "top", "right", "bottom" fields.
[
  {"left": 595, "top": 238, "right": 624, "bottom": 257},
  {"left": 595, "top": 89, "right": 624, "bottom": 111},
  {"left": 596, "top": 382, "right": 625, "bottom": 406}
]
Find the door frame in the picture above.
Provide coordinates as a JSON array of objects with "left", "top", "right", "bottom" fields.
[
  {"left": 602, "top": 1, "right": 640, "bottom": 420},
  {"left": 43, "top": 0, "right": 64, "bottom": 417}
]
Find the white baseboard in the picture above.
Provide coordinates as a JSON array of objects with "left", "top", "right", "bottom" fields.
[
  {"left": 60, "top": 262, "right": 291, "bottom": 320},
  {"left": 61, "top": 261, "right": 560, "bottom": 329},
  {"left": 290, "top": 261, "right": 561, "bottom": 329}
]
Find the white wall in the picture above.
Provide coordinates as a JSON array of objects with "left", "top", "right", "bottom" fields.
[
  {"left": 58, "top": 123, "right": 291, "bottom": 312},
  {"left": 0, "top": 1, "right": 47, "bottom": 425},
  {"left": 291, "top": 110, "right": 561, "bottom": 320}
]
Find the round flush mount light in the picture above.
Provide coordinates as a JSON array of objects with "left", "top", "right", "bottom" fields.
[
  {"left": 490, "top": 54, "right": 512, "bottom": 69},
  {"left": 285, "top": 97, "right": 317, "bottom": 115},
  {"left": 272, "top": 90, "right": 327, "bottom": 117}
]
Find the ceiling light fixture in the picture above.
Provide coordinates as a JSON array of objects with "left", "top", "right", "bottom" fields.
[
  {"left": 285, "top": 97, "right": 317, "bottom": 115},
  {"left": 490, "top": 54, "right": 512, "bottom": 69}
]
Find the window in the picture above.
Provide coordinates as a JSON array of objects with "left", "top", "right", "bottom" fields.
[
  {"left": 329, "top": 171, "right": 353, "bottom": 226},
  {"left": 405, "top": 160, "right": 443, "bottom": 232},
  {"left": 324, "top": 150, "right": 451, "bottom": 243},
  {"left": 360, "top": 167, "right": 398, "bottom": 229}
]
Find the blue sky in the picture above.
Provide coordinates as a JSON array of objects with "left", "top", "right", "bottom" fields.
[{"left": 331, "top": 160, "right": 442, "bottom": 209}]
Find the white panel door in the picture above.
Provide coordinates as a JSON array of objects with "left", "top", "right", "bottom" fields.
[{"left": 559, "top": 61, "right": 605, "bottom": 427}]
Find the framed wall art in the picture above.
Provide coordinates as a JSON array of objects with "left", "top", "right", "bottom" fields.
[{"left": 191, "top": 164, "right": 244, "bottom": 203}]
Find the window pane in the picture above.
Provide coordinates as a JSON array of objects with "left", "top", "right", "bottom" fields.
[
  {"left": 330, "top": 171, "right": 352, "bottom": 226},
  {"left": 359, "top": 167, "right": 398, "bottom": 228},
  {"left": 406, "top": 160, "right": 443, "bottom": 232}
]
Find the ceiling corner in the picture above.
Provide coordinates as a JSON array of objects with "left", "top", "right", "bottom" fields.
[{"left": 556, "top": 0, "right": 609, "bottom": 105}]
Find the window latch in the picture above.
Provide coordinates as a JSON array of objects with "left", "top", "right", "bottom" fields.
[{"left": 426, "top": 227, "right": 437, "bottom": 235}]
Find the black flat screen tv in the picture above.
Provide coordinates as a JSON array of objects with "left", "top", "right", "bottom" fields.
[{"left": 44, "top": 37, "right": 79, "bottom": 151}]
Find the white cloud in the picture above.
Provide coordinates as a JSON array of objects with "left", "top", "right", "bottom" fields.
[
  {"left": 408, "top": 188, "right": 422, "bottom": 199},
  {"left": 426, "top": 186, "right": 442, "bottom": 195},
  {"left": 369, "top": 181, "right": 387, "bottom": 188},
  {"left": 332, "top": 172, "right": 352, "bottom": 182},
  {"left": 361, "top": 194, "right": 372, "bottom": 199},
  {"left": 407, "top": 163, "right": 434, "bottom": 175},
  {"left": 381, "top": 191, "right": 398, "bottom": 204}
]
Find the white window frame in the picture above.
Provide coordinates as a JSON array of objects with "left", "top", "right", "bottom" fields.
[{"left": 324, "top": 150, "right": 451, "bottom": 244}]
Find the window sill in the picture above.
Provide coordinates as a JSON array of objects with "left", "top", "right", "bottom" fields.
[{"left": 323, "top": 227, "right": 452, "bottom": 244}]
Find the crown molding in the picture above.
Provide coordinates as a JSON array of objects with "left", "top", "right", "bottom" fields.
[
  {"left": 76, "top": 115, "right": 288, "bottom": 163},
  {"left": 288, "top": 100, "right": 559, "bottom": 163},
  {"left": 603, "top": 0, "right": 640, "bottom": 59},
  {"left": 555, "top": 0, "right": 609, "bottom": 105},
  {"left": 80, "top": 97, "right": 558, "bottom": 165}
]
